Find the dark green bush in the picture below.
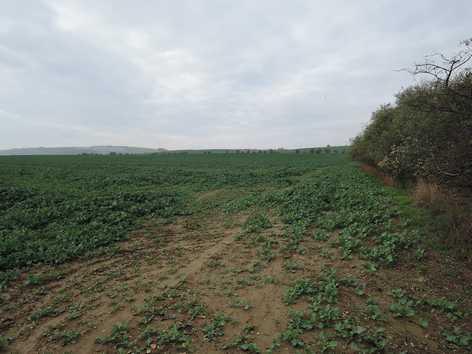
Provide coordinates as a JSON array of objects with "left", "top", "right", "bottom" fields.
[{"left": 352, "top": 41, "right": 472, "bottom": 191}]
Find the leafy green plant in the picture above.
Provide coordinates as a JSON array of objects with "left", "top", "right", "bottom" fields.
[
  {"left": 424, "top": 297, "right": 463, "bottom": 320},
  {"left": 280, "top": 327, "right": 304, "bottom": 348},
  {"left": 30, "top": 306, "right": 62, "bottom": 322},
  {"left": 45, "top": 328, "right": 80, "bottom": 346},
  {"left": 0, "top": 335, "right": 8, "bottom": 350},
  {"left": 318, "top": 332, "right": 337, "bottom": 353},
  {"left": 389, "top": 289, "right": 416, "bottom": 318},
  {"left": 203, "top": 313, "right": 231, "bottom": 341},
  {"left": 188, "top": 302, "right": 207, "bottom": 320},
  {"left": 230, "top": 297, "right": 252, "bottom": 311},
  {"left": 442, "top": 327, "right": 472, "bottom": 347},
  {"left": 224, "top": 325, "right": 261, "bottom": 353},
  {"left": 283, "top": 259, "right": 304, "bottom": 273},
  {"left": 257, "top": 239, "right": 277, "bottom": 262},
  {"left": 334, "top": 319, "right": 386, "bottom": 352},
  {"left": 96, "top": 322, "right": 131, "bottom": 349},
  {"left": 158, "top": 323, "right": 190, "bottom": 348},
  {"left": 365, "top": 297, "right": 385, "bottom": 321},
  {"left": 0, "top": 270, "right": 19, "bottom": 291},
  {"left": 309, "top": 303, "right": 340, "bottom": 329},
  {"left": 419, "top": 319, "right": 429, "bottom": 329},
  {"left": 242, "top": 213, "right": 272, "bottom": 234},
  {"left": 313, "top": 229, "right": 330, "bottom": 241},
  {"left": 284, "top": 279, "right": 317, "bottom": 304}
]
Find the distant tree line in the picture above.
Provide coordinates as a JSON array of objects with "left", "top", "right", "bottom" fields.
[{"left": 351, "top": 38, "right": 472, "bottom": 192}]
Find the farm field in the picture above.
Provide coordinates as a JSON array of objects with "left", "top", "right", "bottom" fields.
[{"left": 0, "top": 153, "right": 471, "bottom": 353}]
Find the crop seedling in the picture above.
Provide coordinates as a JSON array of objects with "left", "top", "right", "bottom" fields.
[
  {"left": 30, "top": 306, "right": 62, "bottom": 322},
  {"left": 0, "top": 270, "right": 19, "bottom": 291},
  {"left": 139, "top": 326, "right": 158, "bottom": 345},
  {"left": 45, "top": 328, "right": 80, "bottom": 346},
  {"left": 158, "top": 323, "right": 190, "bottom": 348},
  {"left": 423, "top": 297, "right": 463, "bottom": 320},
  {"left": 187, "top": 302, "right": 207, "bottom": 320},
  {"left": 283, "top": 259, "right": 304, "bottom": 273},
  {"left": 309, "top": 303, "right": 341, "bottom": 329},
  {"left": 389, "top": 289, "right": 417, "bottom": 318},
  {"left": 230, "top": 297, "right": 252, "bottom": 311},
  {"left": 223, "top": 325, "right": 261, "bottom": 353},
  {"left": 0, "top": 335, "right": 8, "bottom": 350},
  {"left": 203, "top": 313, "right": 231, "bottom": 341},
  {"left": 318, "top": 332, "right": 338, "bottom": 353},
  {"left": 242, "top": 213, "right": 272, "bottom": 234},
  {"left": 96, "top": 322, "right": 131, "bottom": 349},
  {"left": 284, "top": 278, "right": 318, "bottom": 304},
  {"left": 313, "top": 229, "right": 330, "bottom": 241},
  {"left": 419, "top": 319, "right": 429, "bottom": 328},
  {"left": 365, "top": 297, "right": 385, "bottom": 321},
  {"left": 2, "top": 151, "right": 468, "bottom": 353},
  {"left": 442, "top": 327, "right": 472, "bottom": 347}
]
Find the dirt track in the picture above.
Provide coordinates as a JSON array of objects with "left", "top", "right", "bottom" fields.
[{"left": 2, "top": 209, "right": 472, "bottom": 353}]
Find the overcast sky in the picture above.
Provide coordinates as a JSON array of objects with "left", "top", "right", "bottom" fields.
[{"left": 0, "top": 1, "right": 470, "bottom": 150}]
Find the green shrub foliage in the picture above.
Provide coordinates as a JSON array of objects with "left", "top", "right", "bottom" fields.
[{"left": 352, "top": 39, "right": 472, "bottom": 190}]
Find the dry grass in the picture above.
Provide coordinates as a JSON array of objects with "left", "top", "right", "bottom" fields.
[
  {"left": 413, "top": 179, "right": 471, "bottom": 260},
  {"left": 360, "top": 163, "right": 395, "bottom": 187},
  {"left": 412, "top": 180, "right": 444, "bottom": 207}
]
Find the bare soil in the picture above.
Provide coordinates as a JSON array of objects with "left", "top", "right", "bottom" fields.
[{"left": 1, "top": 208, "right": 471, "bottom": 353}]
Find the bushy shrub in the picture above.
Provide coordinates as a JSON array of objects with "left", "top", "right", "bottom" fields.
[{"left": 352, "top": 40, "right": 472, "bottom": 191}]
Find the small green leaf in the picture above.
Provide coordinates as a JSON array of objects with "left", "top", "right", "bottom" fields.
[{"left": 419, "top": 319, "right": 429, "bottom": 328}]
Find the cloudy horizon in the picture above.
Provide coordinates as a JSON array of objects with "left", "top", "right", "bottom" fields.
[{"left": 1, "top": 1, "right": 470, "bottom": 150}]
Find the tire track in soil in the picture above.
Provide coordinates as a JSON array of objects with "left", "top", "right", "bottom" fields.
[{"left": 70, "top": 223, "right": 242, "bottom": 354}]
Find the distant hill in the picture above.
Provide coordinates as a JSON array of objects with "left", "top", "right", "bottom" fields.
[
  {"left": 166, "top": 146, "right": 349, "bottom": 154},
  {"left": 0, "top": 146, "right": 166, "bottom": 156}
]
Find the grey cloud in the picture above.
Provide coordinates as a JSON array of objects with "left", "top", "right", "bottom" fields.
[{"left": 0, "top": 0, "right": 471, "bottom": 149}]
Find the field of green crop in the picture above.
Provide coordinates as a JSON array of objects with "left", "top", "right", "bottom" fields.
[
  {"left": 0, "top": 153, "right": 347, "bottom": 272},
  {"left": 0, "top": 153, "right": 470, "bottom": 353}
]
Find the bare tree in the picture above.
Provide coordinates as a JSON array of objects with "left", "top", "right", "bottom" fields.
[{"left": 408, "top": 38, "right": 472, "bottom": 89}]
